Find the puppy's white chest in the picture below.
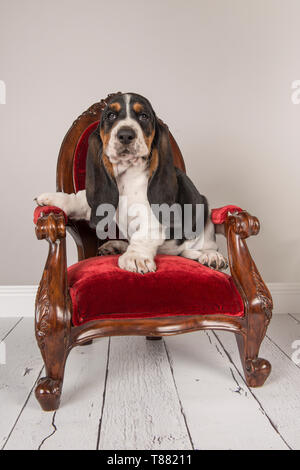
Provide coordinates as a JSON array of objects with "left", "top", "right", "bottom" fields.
[
  {"left": 116, "top": 162, "right": 149, "bottom": 204},
  {"left": 114, "top": 161, "right": 150, "bottom": 239}
]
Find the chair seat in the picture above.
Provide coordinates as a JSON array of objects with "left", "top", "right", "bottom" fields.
[{"left": 68, "top": 255, "right": 244, "bottom": 326}]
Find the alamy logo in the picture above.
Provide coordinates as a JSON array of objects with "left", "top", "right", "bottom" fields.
[
  {"left": 0, "top": 341, "right": 6, "bottom": 365},
  {"left": 291, "top": 80, "right": 300, "bottom": 104},
  {"left": 0, "top": 80, "right": 6, "bottom": 104},
  {"left": 95, "top": 199, "right": 205, "bottom": 241},
  {"left": 291, "top": 340, "right": 300, "bottom": 365}
]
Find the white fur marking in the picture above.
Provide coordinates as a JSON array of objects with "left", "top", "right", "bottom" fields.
[
  {"left": 36, "top": 190, "right": 91, "bottom": 221},
  {"left": 113, "top": 158, "right": 165, "bottom": 273}
]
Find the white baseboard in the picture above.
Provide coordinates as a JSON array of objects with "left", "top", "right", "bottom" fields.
[
  {"left": 0, "top": 283, "right": 299, "bottom": 318},
  {"left": 0, "top": 286, "right": 38, "bottom": 318},
  {"left": 267, "top": 283, "right": 300, "bottom": 314}
]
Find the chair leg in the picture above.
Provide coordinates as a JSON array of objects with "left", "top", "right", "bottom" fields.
[
  {"left": 223, "top": 210, "right": 273, "bottom": 387},
  {"left": 236, "top": 316, "right": 271, "bottom": 387},
  {"left": 35, "top": 332, "right": 69, "bottom": 412},
  {"left": 34, "top": 219, "right": 72, "bottom": 412}
]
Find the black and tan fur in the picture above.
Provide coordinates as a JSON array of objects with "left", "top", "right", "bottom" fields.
[{"left": 36, "top": 92, "right": 227, "bottom": 273}]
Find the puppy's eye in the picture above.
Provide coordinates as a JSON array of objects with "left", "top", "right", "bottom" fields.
[
  {"left": 139, "top": 113, "right": 149, "bottom": 122},
  {"left": 107, "top": 112, "right": 117, "bottom": 121}
]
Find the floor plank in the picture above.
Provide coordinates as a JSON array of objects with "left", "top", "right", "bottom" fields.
[
  {"left": 2, "top": 316, "right": 299, "bottom": 450},
  {"left": 0, "top": 318, "right": 43, "bottom": 449},
  {"left": 290, "top": 313, "right": 300, "bottom": 321},
  {"left": 216, "top": 328, "right": 300, "bottom": 449},
  {"left": 0, "top": 317, "right": 22, "bottom": 340},
  {"left": 164, "top": 330, "right": 287, "bottom": 450},
  {"left": 267, "top": 314, "right": 300, "bottom": 368},
  {"left": 98, "top": 336, "right": 192, "bottom": 450},
  {"left": 5, "top": 338, "right": 109, "bottom": 450}
]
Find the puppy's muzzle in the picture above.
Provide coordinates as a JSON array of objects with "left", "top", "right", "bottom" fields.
[{"left": 117, "top": 126, "right": 136, "bottom": 146}]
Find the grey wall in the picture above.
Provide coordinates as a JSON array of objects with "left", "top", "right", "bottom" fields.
[{"left": 0, "top": 0, "right": 299, "bottom": 284}]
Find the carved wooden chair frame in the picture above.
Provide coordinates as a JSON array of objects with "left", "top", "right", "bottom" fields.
[{"left": 34, "top": 94, "right": 273, "bottom": 411}]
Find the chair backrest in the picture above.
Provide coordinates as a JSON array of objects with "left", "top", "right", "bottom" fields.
[
  {"left": 56, "top": 93, "right": 186, "bottom": 261},
  {"left": 57, "top": 92, "right": 186, "bottom": 194}
]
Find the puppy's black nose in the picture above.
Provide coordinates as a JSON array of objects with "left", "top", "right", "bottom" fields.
[{"left": 117, "top": 126, "right": 136, "bottom": 145}]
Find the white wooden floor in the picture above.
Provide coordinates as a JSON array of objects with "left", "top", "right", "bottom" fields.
[{"left": 0, "top": 314, "right": 300, "bottom": 450}]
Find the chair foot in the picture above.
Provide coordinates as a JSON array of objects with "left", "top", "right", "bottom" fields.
[
  {"left": 35, "top": 377, "right": 63, "bottom": 411},
  {"left": 146, "top": 336, "right": 162, "bottom": 341},
  {"left": 244, "top": 358, "right": 271, "bottom": 388}
]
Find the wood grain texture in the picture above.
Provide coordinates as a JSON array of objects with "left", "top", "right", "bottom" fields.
[
  {"left": 34, "top": 212, "right": 72, "bottom": 411},
  {"left": 5, "top": 336, "right": 109, "bottom": 450},
  {"left": 164, "top": 331, "right": 287, "bottom": 450},
  {"left": 2, "top": 317, "right": 300, "bottom": 450},
  {"left": 216, "top": 328, "right": 300, "bottom": 449},
  {"left": 0, "top": 317, "right": 22, "bottom": 340},
  {"left": 291, "top": 314, "right": 300, "bottom": 321},
  {"left": 266, "top": 314, "right": 300, "bottom": 366},
  {"left": 0, "top": 319, "right": 43, "bottom": 449},
  {"left": 98, "top": 336, "right": 192, "bottom": 450},
  {"left": 224, "top": 211, "right": 272, "bottom": 387}
]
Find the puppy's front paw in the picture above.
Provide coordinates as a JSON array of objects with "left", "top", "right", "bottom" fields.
[
  {"left": 118, "top": 251, "right": 156, "bottom": 274},
  {"left": 35, "top": 192, "right": 61, "bottom": 207},
  {"left": 98, "top": 240, "right": 129, "bottom": 256},
  {"left": 35, "top": 192, "right": 73, "bottom": 217},
  {"left": 198, "top": 250, "right": 228, "bottom": 271}
]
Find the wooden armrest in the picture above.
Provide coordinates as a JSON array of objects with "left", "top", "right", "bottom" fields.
[
  {"left": 225, "top": 210, "right": 260, "bottom": 239},
  {"left": 34, "top": 205, "right": 68, "bottom": 223},
  {"left": 34, "top": 210, "right": 71, "bottom": 399},
  {"left": 222, "top": 211, "right": 273, "bottom": 317},
  {"left": 218, "top": 211, "right": 273, "bottom": 387},
  {"left": 35, "top": 211, "right": 66, "bottom": 243}
]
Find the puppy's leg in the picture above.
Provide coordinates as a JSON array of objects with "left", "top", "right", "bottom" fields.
[
  {"left": 35, "top": 190, "right": 91, "bottom": 221},
  {"left": 98, "top": 240, "right": 129, "bottom": 256},
  {"left": 117, "top": 202, "right": 166, "bottom": 274},
  {"left": 181, "top": 215, "right": 228, "bottom": 270},
  {"left": 197, "top": 250, "right": 228, "bottom": 270},
  {"left": 118, "top": 239, "right": 163, "bottom": 274}
]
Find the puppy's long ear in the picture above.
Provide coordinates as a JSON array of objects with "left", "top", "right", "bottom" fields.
[
  {"left": 175, "top": 167, "right": 209, "bottom": 241},
  {"left": 85, "top": 126, "right": 119, "bottom": 229},
  {"left": 147, "top": 121, "right": 178, "bottom": 206}
]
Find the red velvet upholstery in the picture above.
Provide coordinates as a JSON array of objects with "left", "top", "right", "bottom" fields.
[
  {"left": 33, "top": 206, "right": 68, "bottom": 224},
  {"left": 68, "top": 255, "right": 244, "bottom": 326},
  {"left": 73, "top": 121, "right": 99, "bottom": 192},
  {"left": 211, "top": 205, "right": 243, "bottom": 225}
]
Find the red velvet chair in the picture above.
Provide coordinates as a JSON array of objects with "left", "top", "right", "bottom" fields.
[{"left": 33, "top": 93, "right": 273, "bottom": 411}]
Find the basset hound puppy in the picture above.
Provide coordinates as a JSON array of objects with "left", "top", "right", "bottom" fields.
[{"left": 37, "top": 93, "right": 227, "bottom": 274}]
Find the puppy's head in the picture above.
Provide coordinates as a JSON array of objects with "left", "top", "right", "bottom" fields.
[
  {"left": 86, "top": 92, "right": 178, "bottom": 230},
  {"left": 100, "top": 93, "right": 156, "bottom": 164}
]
